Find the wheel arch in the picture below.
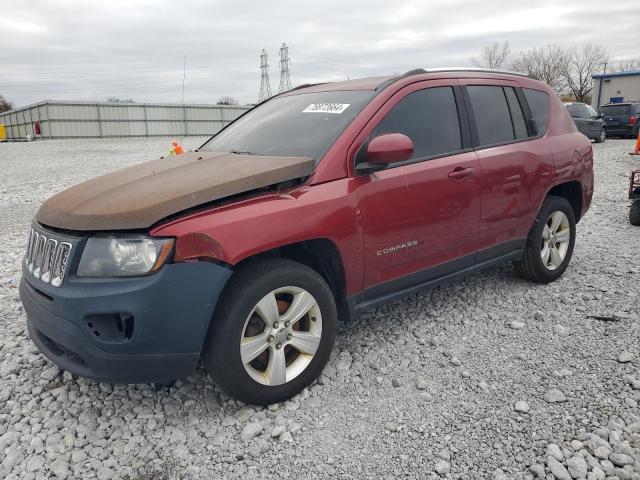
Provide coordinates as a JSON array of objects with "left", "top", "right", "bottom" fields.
[
  {"left": 233, "top": 238, "right": 350, "bottom": 322},
  {"left": 546, "top": 181, "right": 583, "bottom": 222}
]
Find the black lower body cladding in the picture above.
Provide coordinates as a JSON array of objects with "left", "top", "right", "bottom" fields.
[{"left": 20, "top": 262, "right": 232, "bottom": 383}]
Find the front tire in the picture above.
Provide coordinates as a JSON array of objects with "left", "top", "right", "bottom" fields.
[
  {"left": 202, "top": 258, "right": 337, "bottom": 405},
  {"left": 514, "top": 195, "right": 576, "bottom": 283},
  {"left": 594, "top": 128, "right": 606, "bottom": 143}
]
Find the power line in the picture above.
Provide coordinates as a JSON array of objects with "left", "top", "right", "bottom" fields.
[
  {"left": 181, "top": 54, "right": 187, "bottom": 104},
  {"left": 259, "top": 49, "right": 272, "bottom": 102},
  {"left": 279, "top": 43, "right": 292, "bottom": 93}
]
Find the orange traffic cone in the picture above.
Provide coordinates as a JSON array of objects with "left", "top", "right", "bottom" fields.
[
  {"left": 172, "top": 141, "right": 185, "bottom": 155},
  {"left": 632, "top": 132, "right": 640, "bottom": 156}
]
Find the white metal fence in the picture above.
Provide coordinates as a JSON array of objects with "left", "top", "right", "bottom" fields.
[{"left": 0, "top": 101, "right": 250, "bottom": 140}]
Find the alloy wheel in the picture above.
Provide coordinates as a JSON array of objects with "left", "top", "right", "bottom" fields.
[
  {"left": 240, "top": 287, "right": 322, "bottom": 386},
  {"left": 541, "top": 211, "right": 571, "bottom": 270}
]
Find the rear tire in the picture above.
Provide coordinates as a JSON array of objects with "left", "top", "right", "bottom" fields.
[
  {"left": 514, "top": 195, "right": 576, "bottom": 283},
  {"left": 630, "top": 200, "right": 640, "bottom": 226},
  {"left": 202, "top": 258, "right": 337, "bottom": 405}
]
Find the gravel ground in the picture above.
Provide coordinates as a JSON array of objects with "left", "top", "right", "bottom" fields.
[{"left": 0, "top": 137, "right": 639, "bottom": 480}]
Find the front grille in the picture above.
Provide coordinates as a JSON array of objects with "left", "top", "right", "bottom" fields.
[{"left": 24, "top": 226, "right": 72, "bottom": 287}]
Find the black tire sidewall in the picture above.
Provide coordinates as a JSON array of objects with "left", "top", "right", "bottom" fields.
[
  {"left": 523, "top": 196, "right": 577, "bottom": 283},
  {"left": 630, "top": 200, "right": 640, "bottom": 226},
  {"left": 203, "top": 259, "right": 337, "bottom": 405}
]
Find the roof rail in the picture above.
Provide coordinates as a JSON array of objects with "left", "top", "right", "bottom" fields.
[
  {"left": 290, "top": 82, "right": 328, "bottom": 91},
  {"left": 375, "top": 67, "right": 531, "bottom": 92},
  {"left": 421, "top": 67, "right": 531, "bottom": 78}
]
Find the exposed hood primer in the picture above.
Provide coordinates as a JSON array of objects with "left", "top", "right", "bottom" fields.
[{"left": 36, "top": 151, "right": 314, "bottom": 231}]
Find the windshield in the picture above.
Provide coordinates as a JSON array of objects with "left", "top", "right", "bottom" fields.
[
  {"left": 599, "top": 104, "right": 631, "bottom": 116},
  {"left": 200, "top": 90, "right": 375, "bottom": 160}
]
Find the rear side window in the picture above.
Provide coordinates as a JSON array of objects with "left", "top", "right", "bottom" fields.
[
  {"left": 523, "top": 88, "right": 550, "bottom": 135},
  {"left": 599, "top": 104, "right": 631, "bottom": 116},
  {"left": 504, "top": 87, "right": 528, "bottom": 139},
  {"left": 372, "top": 86, "right": 461, "bottom": 160},
  {"left": 467, "top": 85, "right": 514, "bottom": 145}
]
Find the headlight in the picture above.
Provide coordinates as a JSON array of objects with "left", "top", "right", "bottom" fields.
[{"left": 77, "top": 236, "right": 174, "bottom": 277}]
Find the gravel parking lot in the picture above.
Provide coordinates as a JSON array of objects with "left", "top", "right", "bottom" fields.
[{"left": 0, "top": 137, "right": 639, "bottom": 480}]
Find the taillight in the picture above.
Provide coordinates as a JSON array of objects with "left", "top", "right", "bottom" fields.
[{"left": 630, "top": 115, "right": 638, "bottom": 126}]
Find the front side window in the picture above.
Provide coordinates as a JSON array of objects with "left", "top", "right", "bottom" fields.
[
  {"left": 467, "top": 85, "right": 515, "bottom": 146},
  {"left": 200, "top": 90, "right": 375, "bottom": 161},
  {"left": 523, "top": 88, "right": 550, "bottom": 135},
  {"left": 586, "top": 105, "right": 599, "bottom": 117},
  {"left": 371, "top": 86, "right": 462, "bottom": 160}
]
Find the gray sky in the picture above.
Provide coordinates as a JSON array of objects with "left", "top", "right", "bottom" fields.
[{"left": 1, "top": 0, "right": 638, "bottom": 107}]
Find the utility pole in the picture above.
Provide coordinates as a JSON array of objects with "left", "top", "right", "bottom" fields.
[
  {"left": 259, "top": 49, "right": 272, "bottom": 102},
  {"left": 278, "top": 43, "right": 292, "bottom": 93},
  {"left": 181, "top": 54, "right": 187, "bottom": 104}
]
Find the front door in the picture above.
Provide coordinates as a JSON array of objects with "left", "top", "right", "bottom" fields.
[{"left": 353, "top": 81, "right": 481, "bottom": 291}]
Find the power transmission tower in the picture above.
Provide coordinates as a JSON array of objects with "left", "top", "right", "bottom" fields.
[
  {"left": 259, "top": 49, "right": 272, "bottom": 102},
  {"left": 278, "top": 43, "right": 292, "bottom": 93}
]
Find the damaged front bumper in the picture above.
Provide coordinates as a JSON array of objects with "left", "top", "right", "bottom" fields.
[{"left": 20, "top": 260, "right": 232, "bottom": 383}]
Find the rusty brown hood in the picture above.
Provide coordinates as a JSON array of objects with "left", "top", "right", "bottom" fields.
[{"left": 36, "top": 151, "right": 315, "bottom": 231}]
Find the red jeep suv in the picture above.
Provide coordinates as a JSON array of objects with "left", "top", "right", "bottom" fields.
[{"left": 20, "top": 68, "right": 593, "bottom": 404}]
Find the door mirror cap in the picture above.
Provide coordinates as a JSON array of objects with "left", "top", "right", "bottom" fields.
[{"left": 366, "top": 133, "right": 414, "bottom": 165}]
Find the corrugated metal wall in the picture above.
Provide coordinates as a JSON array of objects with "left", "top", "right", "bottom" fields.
[
  {"left": 592, "top": 74, "right": 640, "bottom": 109},
  {"left": 0, "top": 101, "right": 250, "bottom": 139}
]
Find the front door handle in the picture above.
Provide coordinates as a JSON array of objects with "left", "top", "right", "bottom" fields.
[{"left": 448, "top": 167, "right": 475, "bottom": 180}]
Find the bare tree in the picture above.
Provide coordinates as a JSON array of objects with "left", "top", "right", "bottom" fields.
[
  {"left": 613, "top": 59, "right": 640, "bottom": 72},
  {"left": 511, "top": 45, "right": 570, "bottom": 94},
  {"left": 471, "top": 41, "right": 511, "bottom": 69},
  {"left": 0, "top": 95, "right": 14, "bottom": 113},
  {"left": 217, "top": 96, "right": 239, "bottom": 106},
  {"left": 563, "top": 43, "right": 609, "bottom": 103}
]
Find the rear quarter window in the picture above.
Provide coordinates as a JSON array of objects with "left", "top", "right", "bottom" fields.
[{"left": 523, "top": 88, "right": 550, "bottom": 136}]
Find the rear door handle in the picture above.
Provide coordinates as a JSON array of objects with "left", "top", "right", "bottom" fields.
[{"left": 448, "top": 167, "right": 475, "bottom": 180}]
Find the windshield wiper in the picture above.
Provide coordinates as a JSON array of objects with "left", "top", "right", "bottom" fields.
[{"left": 230, "top": 149, "right": 254, "bottom": 155}]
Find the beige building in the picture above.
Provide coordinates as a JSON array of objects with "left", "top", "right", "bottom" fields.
[{"left": 592, "top": 70, "right": 640, "bottom": 109}]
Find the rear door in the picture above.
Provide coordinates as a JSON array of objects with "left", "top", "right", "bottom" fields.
[
  {"left": 566, "top": 103, "right": 591, "bottom": 137},
  {"left": 353, "top": 80, "right": 481, "bottom": 291},
  {"left": 460, "top": 81, "right": 554, "bottom": 256}
]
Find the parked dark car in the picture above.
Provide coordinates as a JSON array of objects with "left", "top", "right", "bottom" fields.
[
  {"left": 598, "top": 102, "right": 640, "bottom": 138},
  {"left": 564, "top": 102, "right": 606, "bottom": 143}
]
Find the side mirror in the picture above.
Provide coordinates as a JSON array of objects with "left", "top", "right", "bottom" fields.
[{"left": 356, "top": 133, "right": 414, "bottom": 173}]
